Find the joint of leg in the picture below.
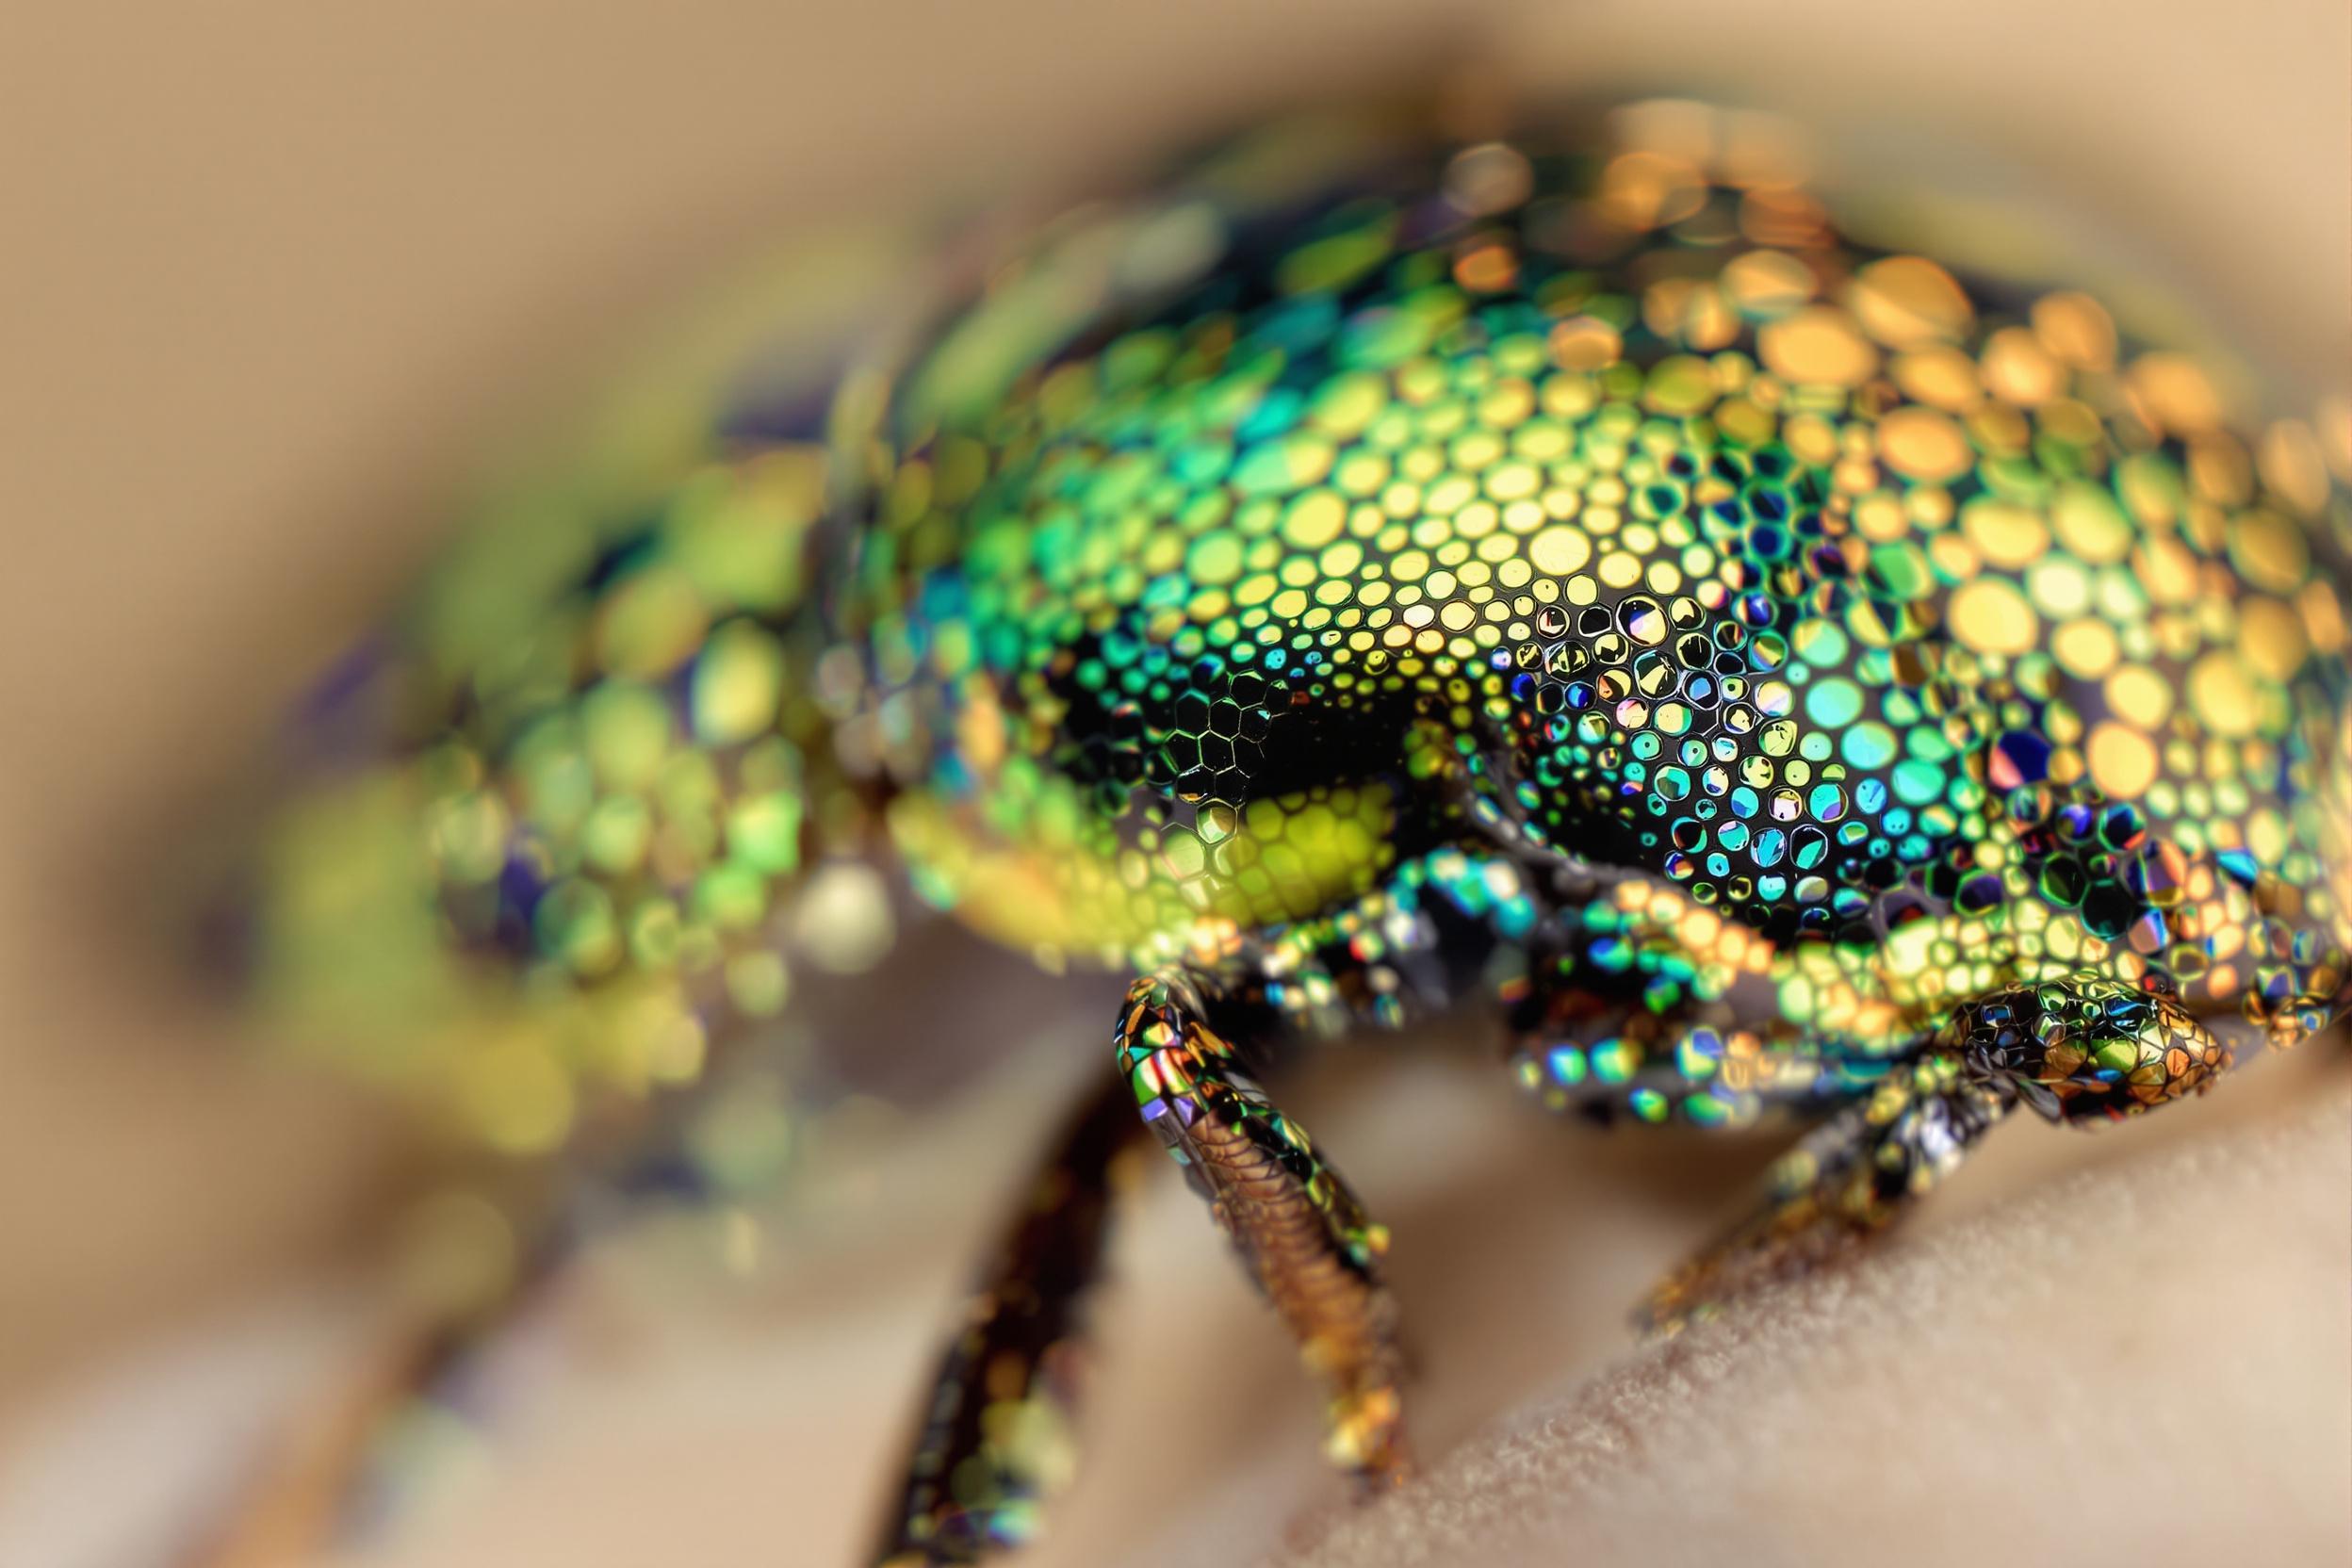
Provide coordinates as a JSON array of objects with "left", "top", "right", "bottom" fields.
[
  {"left": 1114, "top": 972, "right": 1234, "bottom": 1081},
  {"left": 1940, "top": 975, "right": 2230, "bottom": 1124}
]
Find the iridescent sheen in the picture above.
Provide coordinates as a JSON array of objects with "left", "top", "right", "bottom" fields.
[{"left": 242, "top": 104, "right": 2351, "bottom": 1567}]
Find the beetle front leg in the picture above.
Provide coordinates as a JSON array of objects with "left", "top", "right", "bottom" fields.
[
  {"left": 1639, "top": 1054, "right": 2014, "bottom": 1333},
  {"left": 1116, "top": 971, "right": 1411, "bottom": 1486},
  {"left": 1639, "top": 974, "right": 2235, "bottom": 1333}
]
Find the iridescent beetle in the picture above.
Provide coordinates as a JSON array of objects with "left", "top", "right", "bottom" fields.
[{"left": 243, "top": 103, "right": 2351, "bottom": 1566}]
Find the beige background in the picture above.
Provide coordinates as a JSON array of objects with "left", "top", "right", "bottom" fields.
[{"left": 0, "top": 3, "right": 2345, "bottom": 1565}]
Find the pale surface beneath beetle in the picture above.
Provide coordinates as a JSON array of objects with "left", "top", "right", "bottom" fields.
[
  {"left": 321, "top": 1046, "right": 2344, "bottom": 1568},
  {"left": 1266, "top": 1081, "right": 2352, "bottom": 1568},
  {"left": 1, "top": 1023, "right": 2342, "bottom": 1568}
]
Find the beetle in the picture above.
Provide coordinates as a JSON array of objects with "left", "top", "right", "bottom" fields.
[{"left": 241, "top": 104, "right": 2351, "bottom": 1566}]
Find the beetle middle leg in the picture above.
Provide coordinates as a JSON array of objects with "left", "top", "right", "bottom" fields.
[
  {"left": 1115, "top": 970, "right": 1412, "bottom": 1483},
  {"left": 875, "top": 844, "right": 1555, "bottom": 1560},
  {"left": 1102, "top": 844, "right": 1595, "bottom": 1489}
]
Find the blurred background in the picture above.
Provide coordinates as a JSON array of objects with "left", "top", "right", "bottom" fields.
[{"left": 0, "top": 3, "right": 2345, "bottom": 1566}]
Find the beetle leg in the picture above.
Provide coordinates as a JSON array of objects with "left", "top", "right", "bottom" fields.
[
  {"left": 1117, "top": 971, "right": 1412, "bottom": 1488},
  {"left": 1509, "top": 1009, "right": 1865, "bottom": 1128},
  {"left": 1638, "top": 973, "right": 2250, "bottom": 1333},
  {"left": 881, "top": 843, "right": 1550, "bottom": 1556},
  {"left": 875, "top": 1072, "right": 1144, "bottom": 1568},
  {"left": 1639, "top": 1053, "right": 2014, "bottom": 1334}
]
